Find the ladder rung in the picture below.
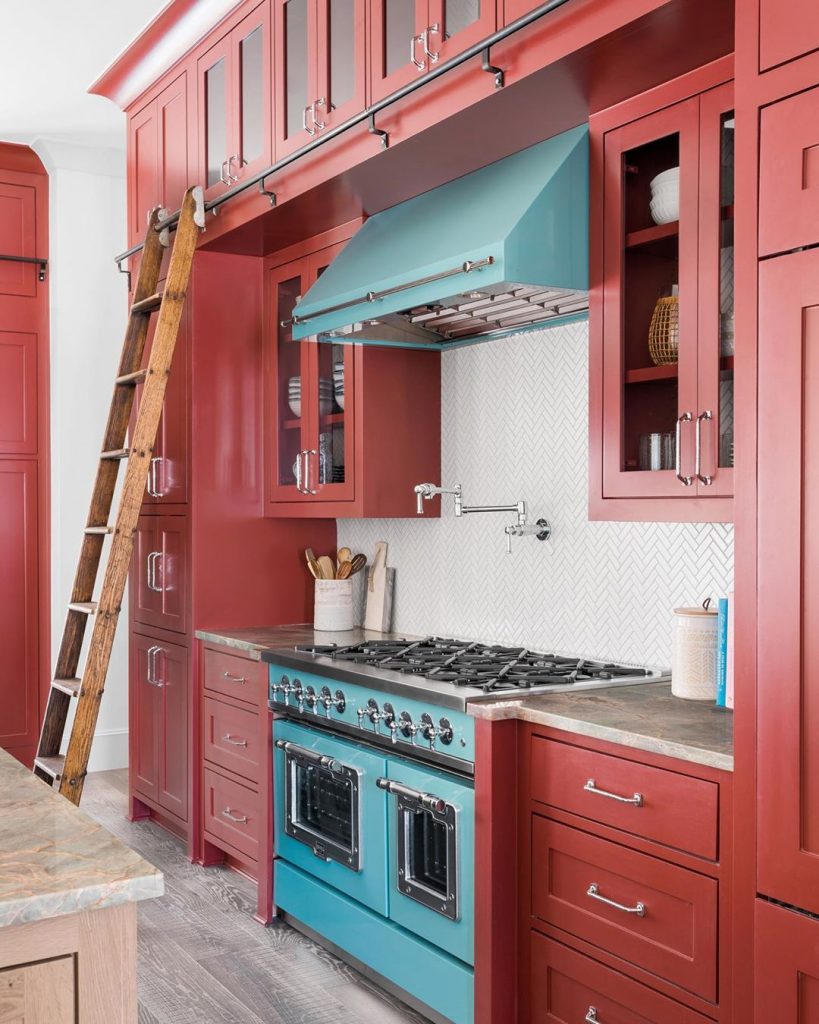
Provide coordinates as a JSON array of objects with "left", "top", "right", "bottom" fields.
[
  {"left": 68, "top": 602, "right": 97, "bottom": 615},
  {"left": 52, "top": 678, "right": 81, "bottom": 697},
  {"left": 84, "top": 526, "right": 112, "bottom": 535},
  {"left": 131, "top": 292, "right": 163, "bottom": 314},
  {"left": 34, "top": 755, "right": 65, "bottom": 781},
  {"left": 100, "top": 448, "right": 130, "bottom": 461},
  {"left": 115, "top": 368, "right": 147, "bottom": 386}
]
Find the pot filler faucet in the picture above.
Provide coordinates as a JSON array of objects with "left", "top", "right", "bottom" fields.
[{"left": 413, "top": 482, "right": 552, "bottom": 553}]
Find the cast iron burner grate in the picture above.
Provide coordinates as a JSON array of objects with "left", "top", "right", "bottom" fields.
[{"left": 295, "top": 638, "right": 650, "bottom": 693}]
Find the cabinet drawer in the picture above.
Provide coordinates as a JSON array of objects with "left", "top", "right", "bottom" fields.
[
  {"left": 760, "top": 86, "right": 819, "bottom": 257},
  {"left": 203, "top": 696, "right": 261, "bottom": 783},
  {"left": 203, "top": 646, "right": 266, "bottom": 707},
  {"left": 759, "top": 0, "right": 819, "bottom": 72},
  {"left": 203, "top": 768, "right": 260, "bottom": 862},
  {"left": 530, "top": 817, "right": 718, "bottom": 1001},
  {"left": 529, "top": 736, "right": 718, "bottom": 861},
  {"left": 529, "top": 931, "right": 713, "bottom": 1024}
]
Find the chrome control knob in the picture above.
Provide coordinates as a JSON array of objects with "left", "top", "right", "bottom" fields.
[
  {"left": 420, "top": 712, "right": 438, "bottom": 749},
  {"left": 365, "top": 697, "right": 382, "bottom": 732},
  {"left": 292, "top": 680, "right": 304, "bottom": 712},
  {"left": 399, "top": 711, "right": 417, "bottom": 744},
  {"left": 438, "top": 717, "right": 454, "bottom": 745},
  {"left": 320, "top": 685, "right": 334, "bottom": 718},
  {"left": 304, "top": 685, "right": 317, "bottom": 710},
  {"left": 383, "top": 703, "right": 399, "bottom": 744}
]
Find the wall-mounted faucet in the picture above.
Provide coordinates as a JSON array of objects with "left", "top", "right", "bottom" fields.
[{"left": 414, "top": 482, "right": 551, "bottom": 552}]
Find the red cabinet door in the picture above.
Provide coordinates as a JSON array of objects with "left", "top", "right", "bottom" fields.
[
  {"left": 132, "top": 515, "right": 188, "bottom": 634},
  {"left": 130, "top": 632, "right": 161, "bottom": 805},
  {"left": 755, "top": 899, "right": 819, "bottom": 1021},
  {"left": 315, "top": 0, "right": 367, "bottom": 134},
  {"left": 759, "top": 0, "right": 819, "bottom": 72},
  {"left": 156, "top": 73, "right": 189, "bottom": 214},
  {"left": 155, "top": 637, "right": 189, "bottom": 821},
  {"left": 274, "top": 0, "right": 319, "bottom": 157},
  {"left": 127, "top": 99, "right": 159, "bottom": 248},
  {"left": 368, "top": 0, "right": 429, "bottom": 103},
  {"left": 0, "top": 461, "right": 39, "bottom": 753},
  {"left": 758, "top": 247, "right": 819, "bottom": 914},
  {"left": 0, "top": 331, "right": 37, "bottom": 455},
  {"left": 0, "top": 174, "right": 38, "bottom": 299},
  {"left": 428, "top": 0, "right": 495, "bottom": 65}
]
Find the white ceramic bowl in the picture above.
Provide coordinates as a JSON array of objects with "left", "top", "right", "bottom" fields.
[
  {"left": 650, "top": 195, "right": 679, "bottom": 224},
  {"left": 288, "top": 397, "right": 301, "bottom": 418},
  {"left": 650, "top": 167, "right": 680, "bottom": 189}
]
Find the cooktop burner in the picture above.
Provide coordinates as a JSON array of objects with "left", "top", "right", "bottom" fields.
[{"left": 295, "top": 637, "right": 652, "bottom": 694}]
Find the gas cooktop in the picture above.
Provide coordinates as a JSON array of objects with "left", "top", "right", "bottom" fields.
[{"left": 263, "top": 636, "right": 668, "bottom": 710}]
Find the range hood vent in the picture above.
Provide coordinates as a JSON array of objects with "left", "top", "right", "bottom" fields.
[{"left": 290, "top": 125, "right": 589, "bottom": 348}]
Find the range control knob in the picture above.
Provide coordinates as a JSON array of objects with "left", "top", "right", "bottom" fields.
[
  {"left": 399, "top": 711, "right": 417, "bottom": 743},
  {"left": 304, "top": 685, "right": 317, "bottom": 709},
  {"left": 438, "top": 717, "right": 454, "bottom": 745},
  {"left": 383, "top": 702, "right": 398, "bottom": 744},
  {"left": 420, "top": 712, "right": 438, "bottom": 748},
  {"left": 292, "top": 679, "right": 304, "bottom": 711}
]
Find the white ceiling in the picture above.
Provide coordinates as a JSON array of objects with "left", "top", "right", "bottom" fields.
[{"left": 0, "top": 0, "right": 171, "bottom": 151}]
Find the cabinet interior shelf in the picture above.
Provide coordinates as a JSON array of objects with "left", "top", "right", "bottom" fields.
[
  {"left": 625, "top": 205, "right": 734, "bottom": 251},
  {"left": 282, "top": 412, "right": 345, "bottom": 430},
  {"left": 625, "top": 356, "right": 734, "bottom": 384}
]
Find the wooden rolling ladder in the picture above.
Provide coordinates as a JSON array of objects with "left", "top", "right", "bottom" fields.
[{"left": 33, "top": 186, "right": 204, "bottom": 805}]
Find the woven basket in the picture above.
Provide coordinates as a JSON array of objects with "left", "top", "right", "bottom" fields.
[{"left": 648, "top": 295, "right": 680, "bottom": 365}]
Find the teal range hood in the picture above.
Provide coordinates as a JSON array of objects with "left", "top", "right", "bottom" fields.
[{"left": 290, "top": 125, "right": 589, "bottom": 348}]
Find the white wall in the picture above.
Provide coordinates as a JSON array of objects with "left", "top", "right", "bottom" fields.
[
  {"left": 338, "top": 319, "right": 734, "bottom": 668},
  {"left": 33, "top": 139, "right": 130, "bottom": 771}
]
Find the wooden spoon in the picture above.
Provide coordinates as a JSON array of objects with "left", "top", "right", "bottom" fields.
[
  {"left": 317, "top": 555, "right": 336, "bottom": 580},
  {"left": 337, "top": 560, "right": 353, "bottom": 579},
  {"left": 306, "top": 554, "right": 322, "bottom": 580},
  {"left": 337, "top": 546, "right": 352, "bottom": 568},
  {"left": 348, "top": 553, "right": 367, "bottom": 576}
]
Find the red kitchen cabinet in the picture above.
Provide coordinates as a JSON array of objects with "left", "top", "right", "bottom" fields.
[
  {"left": 0, "top": 330, "right": 37, "bottom": 455},
  {"left": 755, "top": 899, "right": 819, "bottom": 1021},
  {"left": 198, "top": 1, "right": 272, "bottom": 200},
  {"left": 274, "top": 0, "right": 366, "bottom": 157},
  {"left": 132, "top": 515, "right": 188, "bottom": 635},
  {"left": 757, "top": 245, "right": 819, "bottom": 916},
  {"left": 589, "top": 66, "right": 734, "bottom": 521},
  {"left": 759, "top": 0, "right": 819, "bottom": 72},
  {"left": 0, "top": 175, "right": 38, "bottom": 300},
  {"left": 130, "top": 632, "right": 189, "bottom": 823},
  {"left": 368, "top": 0, "right": 494, "bottom": 102},
  {"left": 126, "top": 72, "right": 189, "bottom": 247}
]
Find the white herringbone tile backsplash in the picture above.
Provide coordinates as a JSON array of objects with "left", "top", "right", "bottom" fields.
[{"left": 338, "top": 320, "right": 734, "bottom": 667}]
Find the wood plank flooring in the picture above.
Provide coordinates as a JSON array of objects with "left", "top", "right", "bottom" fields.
[{"left": 82, "top": 770, "right": 429, "bottom": 1024}]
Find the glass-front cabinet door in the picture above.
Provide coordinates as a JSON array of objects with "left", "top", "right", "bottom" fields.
[
  {"left": 369, "top": 0, "right": 430, "bottom": 102},
  {"left": 275, "top": 0, "right": 315, "bottom": 157},
  {"left": 428, "top": 0, "right": 495, "bottom": 65},
  {"left": 316, "top": 0, "right": 367, "bottom": 131},
  {"left": 199, "top": 35, "right": 233, "bottom": 200}
]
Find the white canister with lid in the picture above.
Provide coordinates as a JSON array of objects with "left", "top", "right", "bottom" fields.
[{"left": 671, "top": 599, "right": 719, "bottom": 701}]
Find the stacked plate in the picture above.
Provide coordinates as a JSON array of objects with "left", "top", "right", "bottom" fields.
[
  {"left": 649, "top": 167, "right": 680, "bottom": 225},
  {"left": 333, "top": 360, "right": 345, "bottom": 411},
  {"left": 288, "top": 376, "right": 333, "bottom": 418}
]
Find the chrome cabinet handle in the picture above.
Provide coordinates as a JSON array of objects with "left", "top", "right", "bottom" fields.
[
  {"left": 222, "top": 734, "right": 248, "bottom": 747},
  {"left": 222, "top": 672, "right": 246, "bottom": 684},
  {"left": 586, "top": 883, "right": 646, "bottom": 917},
  {"left": 227, "top": 155, "right": 242, "bottom": 183},
  {"left": 675, "top": 411, "right": 694, "bottom": 486},
  {"left": 219, "top": 159, "right": 230, "bottom": 185},
  {"left": 147, "top": 551, "right": 163, "bottom": 592},
  {"left": 584, "top": 779, "right": 643, "bottom": 806},
  {"left": 302, "top": 104, "right": 316, "bottom": 136},
  {"left": 410, "top": 33, "right": 426, "bottom": 70},
  {"left": 305, "top": 449, "right": 318, "bottom": 494},
  {"left": 313, "top": 98, "right": 327, "bottom": 130},
  {"left": 695, "top": 410, "right": 714, "bottom": 485},
  {"left": 295, "top": 449, "right": 304, "bottom": 492},
  {"left": 221, "top": 807, "right": 248, "bottom": 824},
  {"left": 585, "top": 1010, "right": 599, "bottom": 1024},
  {"left": 422, "top": 24, "right": 440, "bottom": 62},
  {"left": 146, "top": 645, "right": 164, "bottom": 687},
  {"left": 147, "top": 455, "right": 164, "bottom": 498}
]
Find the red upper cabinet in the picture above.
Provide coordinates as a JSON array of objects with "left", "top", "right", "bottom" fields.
[
  {"left": 274, "top": 0, "right": 366, "bottom": 157},
  {"left": 757, "top": 245, "right": 819, "bottom": 916},
  {"left": 368, "top": 0, "right": 493, "bottom": 102},
  {"left": 590, "top": 70, "right": 734, "bottom": 522},
  {"left": 198, "top": 1, "right": 272, "bottom": 200},
  {"left": 759, "top": 0, "right": 819, "bottom": 72},
  {"left": 127, "top": 72, "right": 188, "bottom": 248}
]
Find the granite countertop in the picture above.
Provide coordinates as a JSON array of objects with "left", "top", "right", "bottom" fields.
[
  {"left": 469, "top": 682, "right": 733, "bottom": 771},
  {"left": 0, "top": 749, "right": 163, "bottom": 928},
  {"left": 195, "top": 624, "right": 412, "bottom": 659}
]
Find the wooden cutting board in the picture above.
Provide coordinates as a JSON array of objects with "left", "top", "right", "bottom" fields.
[{"left": 364, "top": 541, "right": 394, "bottom": 632}]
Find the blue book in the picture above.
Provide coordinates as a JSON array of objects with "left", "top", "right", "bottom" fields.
[{"left": 715, "top": 597, "right": 729, "bottom": 707}]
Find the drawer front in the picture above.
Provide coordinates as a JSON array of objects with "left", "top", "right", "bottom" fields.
[
  {"left": 529, "top": 736, "right": 718, "bottom": 861},
  {"left": 529, "top": 932, "right": 713, "bottom": 1024},
  {"left": 530, "top": 817, "right": 718, "bottom": 1001},
  {"left": 203, "top": 696, "right": 261, "bottom": 782},
  {"left": 760, "top": 86, "right": 819, "bottom": 257},
  {"left": 203, "top": 646, "right": 266, "bottom": 707},
  {"left": 203, "top": 768, "right": 260, "bottom": 862},
  {"left": 759, "top": 0, "right": 819, "bottom": 72}
]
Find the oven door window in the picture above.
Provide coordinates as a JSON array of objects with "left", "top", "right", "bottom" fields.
[
  {"left": 397, "top": 794, "right": 458, "bottom": 920},
  {"left": 285, "top": 751, "right": 361, "bottom": 871}
]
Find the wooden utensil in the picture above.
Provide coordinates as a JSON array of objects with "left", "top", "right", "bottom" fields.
[
  {"left": 337, "top": 546, "right": 352, "bottom": 567},
  {"left": 349, "top": 553, "right": 367, "bottom": 576},
  {"left": 306, "top": 557, "right": 321, "bottom": 580},
  {"left": 317, "top": 555, "right": 336, "bottom": 580},
  {"left": 337, "top": 560, "right": 353, "bottom": 579}
]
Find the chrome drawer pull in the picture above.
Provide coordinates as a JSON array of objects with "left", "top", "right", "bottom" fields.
[
  {"left": 222, "top": 734, "right": 248, "bottom": 747},
  {"left": 221, "top": 807, "right": 248, "bottom": 824},
  {"left": 584, "top": 779, "right": 642, "bottom": 806},
  {"left": 223, "top": 672, "right": 246, "bottom": 684},
  {"left": 585, "top": 1010, "right": 599, "bottom": 1024},
  {"left": 586, "top": 883, "right": 646, "bottom": 917}
]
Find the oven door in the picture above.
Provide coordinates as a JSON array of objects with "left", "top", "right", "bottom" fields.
[
  {"left": 274, "top": 719, "right": 389, "bottom": 914},
  {"left": 380, "top": 758, "right": 474, "bottom": 965}
]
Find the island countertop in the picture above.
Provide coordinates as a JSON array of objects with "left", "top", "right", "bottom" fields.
[
  {"left": 468, "top": 682, "right": 733, "bottom": 771},
  {"left": 0, "top": 748, "right": 163, "bottom": 928}
]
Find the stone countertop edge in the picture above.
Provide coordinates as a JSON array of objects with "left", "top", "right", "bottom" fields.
[
  {"left": 0, "top": 749, "right": 164, "bottom": 929},
  {"left": 195, "top": 625, "right": 413, "bottom": 659},
  {"left": 468, "top": 698, "right": 734, "bottom": 772}
]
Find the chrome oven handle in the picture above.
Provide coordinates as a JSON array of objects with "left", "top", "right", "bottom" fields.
[
  {"left": 221, "top": 807, "right": 248, "bottom": 824},
  {"left": 584, "top": 779, "right": 642, "bottom": 806},
  {"left": 275, "top": 738, "right": 338, "bottom": 770},
  {"left": 376, "top": 777, "right": 447, "bottom": 814},
  {"left": 410, "top": 33, "right": 426, "bottom": 70},
  {"left": 696, "top": 410, "right": 714, "bottom": 485},
  {"left": 675, "top": 411, "right": 694, "bottom": 486},
  {"left": 586, "top": 882, "right": 646, "bottom": 917}
]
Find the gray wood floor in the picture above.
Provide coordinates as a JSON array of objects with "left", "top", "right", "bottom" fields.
[{"left": 83, "top": 770, "right": 429, "bottom": 1024}]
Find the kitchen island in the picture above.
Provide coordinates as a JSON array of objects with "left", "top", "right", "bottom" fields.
[{"left": 0, "top": 748, "right": 163, "bottom": 1022}]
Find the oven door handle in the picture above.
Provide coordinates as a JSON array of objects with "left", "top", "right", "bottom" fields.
[
  {"left": 275, "top": 738, "right": 339, "bottom": 771},
  {"left": 376, "top": 776, "right": 448, "bottom": 814}
]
